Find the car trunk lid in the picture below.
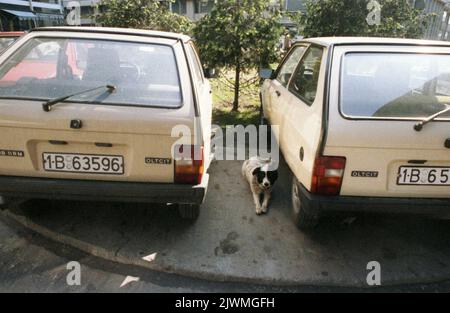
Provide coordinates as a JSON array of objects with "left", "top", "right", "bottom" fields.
[{"left": 0, "top": 99, "right": 196, "bottom": 183}]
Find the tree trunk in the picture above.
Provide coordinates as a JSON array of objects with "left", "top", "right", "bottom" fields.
[{"left": 232, "top": 63, "right": 240, "bottom": 112}]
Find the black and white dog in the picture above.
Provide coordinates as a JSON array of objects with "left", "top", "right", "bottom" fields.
[{"left": 242, "top": 157, "right": 279, "bottom": 215}]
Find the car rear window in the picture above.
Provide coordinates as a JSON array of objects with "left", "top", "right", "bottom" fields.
[
  {"left": 0, "top": 37, "right": 182, "bottom": 108},
  {"left": 341, "top": 52, "right": 450, "bottom": 119}
]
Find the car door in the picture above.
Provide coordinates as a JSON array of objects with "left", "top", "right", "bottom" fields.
[
  {"left": 281, "top": 45, "right": 327, "bottom": 187},
  {"left": 264, "top": 45, "right": 308, "bottom": 141}
]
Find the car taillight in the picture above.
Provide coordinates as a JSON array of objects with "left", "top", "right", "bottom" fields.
[
  {"left": 174, "top": 145, "right": 204, "bottom": 185},
  {"left": 311, "top": 156, "right": 346, "bottom": 196}
]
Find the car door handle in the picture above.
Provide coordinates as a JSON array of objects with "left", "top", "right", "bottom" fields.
[
  {"left": 275, "top": 91, "right": 281, "bottom": 97},
  {"left": 445, "top": 139, "right": 450, "bottom": 148}
]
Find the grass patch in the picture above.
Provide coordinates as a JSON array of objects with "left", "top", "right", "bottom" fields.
[
  {"left": 212, "top": 107, "right": 260, "bottom": 128},
  {"left": 210, "top": 69, "right": 261, "bottom": 127}
]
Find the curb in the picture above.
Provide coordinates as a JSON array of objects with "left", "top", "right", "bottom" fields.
[
  {"left": 3, "top": 208, "right": 450, "bottom": 288},
  {"left": 0, "top": 209, "right": 309, "bottom": 287}
]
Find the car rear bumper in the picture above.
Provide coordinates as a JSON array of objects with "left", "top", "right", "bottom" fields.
[
  {"left": 298, "top": 184, "right": 450, "bottom": 217},
  {"left": 0, "top": 175, "right": 209, "bottom": 205}
]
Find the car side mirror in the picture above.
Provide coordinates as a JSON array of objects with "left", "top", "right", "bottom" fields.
[
  {"left": 260, "top": 68, "right": 274, "bottom": 80},
  {"left": 203, "top": 68, "right": 216, "bottom": 79}
]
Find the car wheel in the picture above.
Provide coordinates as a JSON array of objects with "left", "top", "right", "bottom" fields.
[
  {"left": 259, "top": 93, "right": 267, "bottom": 126},
  {"left": 260, "top": 111, "right": 267, "bottom": 126},
  {"left": 0, "top": 197, "right": 22, "bottom": 210},
  {"left": 178, "top": 204, "right": 200, "bottom": 220},
  {"left": 260, "top": 121, "right": 272, "bottom": 152},
  {"left": 0, "top": 196, "right": 6, "bottom": 210},
  {"left": 292, "top": 177, "right": 319, "bottom": 231},
  {"left": 259, "top": 98, "right": 272, "bottom": 150}
]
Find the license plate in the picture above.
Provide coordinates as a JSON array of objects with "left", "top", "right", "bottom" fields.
[
  {"left": 398, "top": 166, "right": 450, "bottom": 186},
  {"left": 43, "top": 153, "right": 124, "bottom": 175}
]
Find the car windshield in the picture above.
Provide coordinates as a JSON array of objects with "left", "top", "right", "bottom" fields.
[
  {"left": 341, "top": 52, "right": 450, "bottom": 119},
  {"left": 0, "top": 37, "right": 182, "bottom": 108},
  {"left": 0, "top": 37, "right": 18, "bottom": 52}
]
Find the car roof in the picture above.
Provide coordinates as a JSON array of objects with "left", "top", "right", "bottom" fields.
[
  {"left": 29, "top": 27, "right": 192, "bottom": 43},
  {"left": 301, "top": 36, "right": 450, "bottom": 47}
]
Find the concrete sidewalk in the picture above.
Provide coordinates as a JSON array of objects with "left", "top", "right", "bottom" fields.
[{"left": 2, "top": 159, "right": 450, "bottom": 287}]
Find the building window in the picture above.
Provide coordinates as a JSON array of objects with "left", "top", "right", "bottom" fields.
[
  {"left": 80, "top": 6, "right": 94, "bottom": 18},
  {"left": 285, "top": 0, "right": 305, "bottom": 12},
  {"left": 172, "top": 0, "right": 187, "bottom": 15},
  {"left": 194, "top": 0, "right": 214, "bottom": 14}
]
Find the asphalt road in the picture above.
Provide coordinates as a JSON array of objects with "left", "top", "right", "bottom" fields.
[
  {"left": 1, "top": 216, "right": 450, "bottom": 293},
  {"left": 1, "top": 159, "right": 450, "bottom": 291}
]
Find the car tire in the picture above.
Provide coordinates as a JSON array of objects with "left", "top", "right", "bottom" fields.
[
  {"left": 0, "top": 196, "right": 7, "bottom": 210},
  {"left": 292, "top": 177, "right": 319, "bottom": 231},
  {"left": 259, "top": 96, "right": 272, "bottom": 150},
  {"left": 259, "top": 93, "right": 266, "bottom": 124},
  {"left": 0, "top": 197, "right": 22, "bottom": 210},
  {"left": 178, "top": 204, "right": 200, "bottom": 220},
  {"left": 260, "top": 111, "right": 267, "bottom": 126}
]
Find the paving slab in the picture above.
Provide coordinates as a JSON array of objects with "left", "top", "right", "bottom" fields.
[{"left": 3, "top": 159, "right": 450, "bottom": 287}]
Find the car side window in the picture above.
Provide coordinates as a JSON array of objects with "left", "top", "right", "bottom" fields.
[
  {"left": 276, "top": 46, "right": 307, "bottom": 87},
  {"left": 289, "top": 46, "right": 323, "bottom": 105},
  {"left": 0, "top": 40, "right": 61, "bottom": 82},
  {"left": 25, "top": 41, "right": 60, "bottom": 62}
]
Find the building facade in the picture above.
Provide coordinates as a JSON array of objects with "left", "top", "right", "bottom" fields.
[
  {"left": 170, "top": 0, "right": 305, "bottom": 21},
  {"left": 63, "top": 0, "right": 102, "bottom": 26},
  {"left": 63, "top": 0, "right": 303, "bottom": 27},
  {"left": 283, "top": 0, "right": 304, "bottom": 12},
  {"left": 170, "top": 0, "right": 214, "bottom": 21},
  {"left": 52, "top": 0, "right": 450, "bottom": 44},
  {"left": 0, "top": 0, "right": 64, "bottom": 31},
  {"left": 411, "top": 0, "right": 450, "bottom": 41},
  {"left": 63, "top": 0, "right": 196, "bottom": 26}
]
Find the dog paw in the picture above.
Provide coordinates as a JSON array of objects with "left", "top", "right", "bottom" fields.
[
  {"left": 261, "top": 206, "right": 268, "bottom": 214},
  {"left": 255, "top": 207, "right": 263, "bottom": 215}
]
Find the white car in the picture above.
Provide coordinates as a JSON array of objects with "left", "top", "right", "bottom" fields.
[
  {"left": 261, "top": 37, "right": 450, "bottom": 230},
  {"left": 0, "top": 27, "right": 212, "bottom": 220}
]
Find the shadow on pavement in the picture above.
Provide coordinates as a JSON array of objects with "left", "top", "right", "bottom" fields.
[{"left": 5, "top": 159, "right": 450, "bottom": 287}]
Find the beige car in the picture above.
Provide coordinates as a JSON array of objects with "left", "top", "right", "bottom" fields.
[
  {"left": 261, "top": 37, "right": 450, "bottom": 230},
  {"left": 0, "top": 27, "right": 212, "bottom": 219}
]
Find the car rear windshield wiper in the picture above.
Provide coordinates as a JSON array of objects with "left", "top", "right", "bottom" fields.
[
  {"left": 414, "top": 104, "right": 450, "bottom": 132},
  {"left": 42, "top": 85, "right": 116, "bottom": 112}
]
